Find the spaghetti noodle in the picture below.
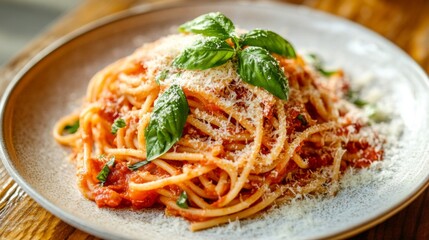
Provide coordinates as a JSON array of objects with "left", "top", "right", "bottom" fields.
[{"left": 53, "top": 17, "right": 383, "bottom": 231}]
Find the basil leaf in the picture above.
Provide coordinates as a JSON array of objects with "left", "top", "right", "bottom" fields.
[
  {"left": 128, "top": 160, "right": 150, "bottom": 171},
  {"left": 145, "top": 85, "right": 189, "bottom": 161},
  {"left": 237, "top": 46, "right": 289, "bottom": 100},
  {"left": 173, "top": 37, "right": 235, "bottom": 70},
  {"left": 307, "top": 54, "right": 337, "bottom": 77},
  {"left": 176, "top": 191, "right": 189, "bottom": 209},
  {"left": 96, "top": 156, "right": 115, "bottom": 186},
  {"left": 64, "top": 120, "right": 79, "bottom": 134},
  {"left": 179, "top": 12, "right": 235, "bottom": 39},
  {"left": 241, "top": 29, "right": 296, "bottom": 58},
  {"left": 111, "top": 118, "right": 126, "bottom": 134}
]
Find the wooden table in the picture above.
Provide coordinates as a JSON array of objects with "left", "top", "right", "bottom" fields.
[{"left": 1, "top": 0, "right": 428, "bottom": 239}]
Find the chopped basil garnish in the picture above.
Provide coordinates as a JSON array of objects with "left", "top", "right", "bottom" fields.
[
  {"left": 307, "top": 54, "right": 337, "bottom": 77},
  {"left": 172, "top": 37, "right": 235, "bottom": 70},
  {"left": 64, "top": 120, "right": 79, "bottom": 134},
  {"left": 353, "top": 99, "right": 369, "bottom": 108},
  {"left": 145, "top": 85, "right": 189, "bottom": 161},
  {"left": 179, "top": 12, "right": 235, "bottom": 40},
  {"left": 240, "top": 29, "right": 296, "bottom": 58},
  {"left": 156, "top": 69, "right": 169, "bottom": 85},
  {"left": 346, "top": 90, "right": 389, "bottom": 122},
  {"left": 366, "top": 104, "right": 389, "bottom": 123},
  {"left": 111, "top": 118, "right": 126, "bottom": 134},
  {"left": 296, "top": 114, "right": 308, "bottom": 126},
  {"left": 347, "top": 90, "right": 368, "bottom": 108},
  {"left": 317, "top": 68, "right": 337, "bottom": 77},
  {"left": 174, "top": 12, "right": 296, "bottom": 101},
  {"left": 96, "top": 156, "right": 115, "bottom": 186},
  {"left": 176, "top": 191, "right": 189, "bottom": 209},
  {"left": 127, "top": 160, "right": 150, "bottom": 171},
  {"left": 237, "top": 46, "right": 289, "bottom": 100}
]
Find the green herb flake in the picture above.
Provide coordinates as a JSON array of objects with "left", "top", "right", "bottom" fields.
[
  {"left": 179, "top": 12, "right": 235, "bottom": 40},
  {"left": 353, "top": 98, "right": 369, "bottom": 108},
  {"left": 240, "top": 29, "right": 296, "bottom": 58},
  {"left": 63, "top": 120, "right": 79, "bottom": 134},
  {"left": 296, "top": 114, "right": 308, "bottom": 126},
  {"left": 172, "top": 37, "right": 235, "bottom": 70},
  {"left": 155, "top": 69, "right": 169, "bottom": 85},
  {"left": 111, "top": 118, "right": 126, "bottom": 134},
  {"left": 318, "top": 68, "right": 338, "bottom": 77},
  {"left": 128, "top": 160, "right": 150, "bottom": 171},
  {"left": 145, "top": 85, "right": 189, "bottom": 161},
  {"left": 365, "top": 104, "right": 390, "bottom": 123},
  {"left": 237, "top": 46, "right": 289, "bottom": 100},
  {"left": 307, "top": 54, "right": 337, "bottom": 77},
  {"left": 346, "top": 90, "right": 368, "bottom": 108},
  {"left": 96, "top": 156, "right": 115, "bottom": 186},
  {"left": 176, "top": 191, "right": 189, "bottom": 209}
]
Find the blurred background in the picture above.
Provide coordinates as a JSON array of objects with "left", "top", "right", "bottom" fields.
[
  {"left": 0, "top": 0, "right": 79, "bottom": 65},
  {"left": 0, "top": 0, "right": 428, "bottom": 71}
]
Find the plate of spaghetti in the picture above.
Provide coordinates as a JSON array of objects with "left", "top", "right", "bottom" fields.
[{"left": 1, "top": 1, "right": 429, "bottom": 239}]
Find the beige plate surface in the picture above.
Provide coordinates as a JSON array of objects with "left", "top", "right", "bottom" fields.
[{"left": 1, "top": 1, "right": 429, "bottom": 239}]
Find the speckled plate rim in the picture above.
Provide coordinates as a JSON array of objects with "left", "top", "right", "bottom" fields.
[{"left": 1, "top": 1, "right": 429, "bottom": 239}]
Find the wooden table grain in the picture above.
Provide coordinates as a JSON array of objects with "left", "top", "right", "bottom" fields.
[{"left": 1, "top": 0, "right": 428, "bottom": 239}]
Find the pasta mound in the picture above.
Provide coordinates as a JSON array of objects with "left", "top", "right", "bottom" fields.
[{"left": 54, "top": 33, "right": 383, "bottom": 231}]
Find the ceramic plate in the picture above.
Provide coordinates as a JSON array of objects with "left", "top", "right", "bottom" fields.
[{"left": 1, "top": 1, "right": 429, "bottom": 239}]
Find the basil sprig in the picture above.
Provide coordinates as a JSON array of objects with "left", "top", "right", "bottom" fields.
[
  {"left": 173, "top": 37, "right": 235, "bottom": 70},
  {"left": 96, "top": 156, "right": 115, "bottom": 186},
  {"left": 145, "top": 85, "right": 189, "bottom": 161},
  {"left": 179, "top": 12, "right": 234, "bottom": 40},
  {"left": 241, "top": 29, "right": 296, "bottom": 58},
  {"left": 174, "top": 12, "right": 297, "bottom": 100},
  {"left": 176, "top": 191, "right": 189, "bottom": 209},
  {"left": 238, "top": 47, "right": 289, "bottom": 100}
]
